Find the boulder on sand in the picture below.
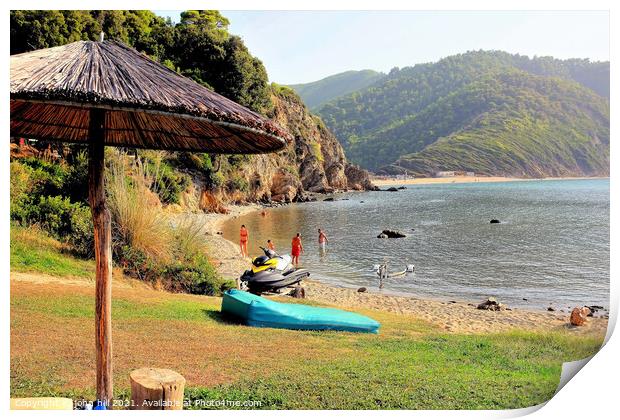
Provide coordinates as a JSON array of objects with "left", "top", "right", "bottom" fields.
[
  {"left": 477, "top": 297, "right": 505, "bottom": 311},
  {"left": 357, "top": 287, "right": 367, "bottom": 293},
  {"left": 377, "top": 229, "right": 406, "bottom": 238},
  {"left": 570, "top": 307, "right": 591, "bottom": 326},
  {"left": 287, "top": 285, "right": 306, "bottom": 299}
]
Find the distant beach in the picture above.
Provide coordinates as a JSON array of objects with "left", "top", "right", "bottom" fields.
[{"left": 371, "top": 175, "right": 608, "bottom": 186}]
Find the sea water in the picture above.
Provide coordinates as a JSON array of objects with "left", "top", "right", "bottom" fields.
[{"left": 222, "top": 179, "right": 609, "bottom": 311}]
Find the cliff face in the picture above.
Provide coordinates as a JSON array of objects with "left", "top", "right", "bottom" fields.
[{"left": 180, "top": 86, "right": 374, "bottom": 211}]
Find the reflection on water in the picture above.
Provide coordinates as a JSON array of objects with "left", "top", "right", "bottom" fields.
[{"left": 221, "top": 179, "right": 609, "bottom": 310}]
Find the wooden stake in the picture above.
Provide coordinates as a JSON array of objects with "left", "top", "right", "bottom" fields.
[{"left": 88, "top": 108, "right": 113, "bottom": 406}]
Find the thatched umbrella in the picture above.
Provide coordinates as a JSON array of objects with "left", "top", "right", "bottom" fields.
[{"left": 10, "top": 39, "right": 289, "bottom": 406}]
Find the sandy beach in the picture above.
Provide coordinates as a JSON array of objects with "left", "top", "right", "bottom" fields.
[
  {"left": 371, "top": 176, "right": 607, "bottom": 186},
  {"left": 200, "top": 205, "right": 609, "bottom": 337}
]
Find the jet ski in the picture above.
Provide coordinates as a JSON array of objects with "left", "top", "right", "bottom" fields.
[{"left": 240, "top": 247, "right": 310, "bottom": 294}]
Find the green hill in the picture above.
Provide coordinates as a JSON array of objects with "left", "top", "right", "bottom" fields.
[
  {"left": 317, "top": 51, "right": 610, "bottom": 176},
  {"left": 287, "top": 70, "right": 384, "bottom": 110}
]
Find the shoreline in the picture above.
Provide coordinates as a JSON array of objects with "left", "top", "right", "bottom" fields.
[
  {"left": 371, "top": 175, "right": 608, "bottom": 186},
  {"left": 197, "top": 204, "right": 608, "bottom": 336}
]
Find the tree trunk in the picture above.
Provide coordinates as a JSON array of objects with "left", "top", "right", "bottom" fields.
[
  {"left": 88, "top": 108, "right": 113, "bottom": 407},
  {"left": 130, "top": 368, "right": 186, "bottom": 410}
]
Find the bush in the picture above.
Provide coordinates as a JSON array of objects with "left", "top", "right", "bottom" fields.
[
  {"left": 18, "top": 156, "right": 68, "bottom": 197},
  {"left": 11, "top": 191, "right": 94, "bottom": 258},
  {"left": 10, "top": 161, "right": 31, "bottom": 202},
  {"left": 64, "top": 150, "right": 89, "bottom": 204},
  {"left": 115, "top": 244, "right": 226, "bottom": 295},
  {"left": 207, "top": 171, "right": 225, "bottom": 189},
  {"left": 162, "top": 255, "right": 226, "bottom": 295},
  {"left": 227, "top": 175, "right": 249, "bottom": 192},
  {"left": 67, "top": 205, "right": 94, "bottom": 258},
  {"left": 11, "top": 157, "right": 92, "bottom": 257}
]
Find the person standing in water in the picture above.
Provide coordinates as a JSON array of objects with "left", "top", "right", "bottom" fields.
[
  {"left": 318, "top": 228, "right": 329, "bottom": 257},
  {"left": 291, "top": 233, "right": 303, "bottom": 266},
  {"left": 267, "top": 239, "right": 275, "bottom": 252},
  {"left": 239, "top": 224, "right": 249, "bottom": 258}
]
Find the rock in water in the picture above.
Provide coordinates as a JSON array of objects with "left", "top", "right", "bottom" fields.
[
  {"left": 377, "top": 233, "right": 388, "bottom": 239},
  {"left": 386, "top": 187, "right": 399, "bottom": 192},
  {"left": 323, "top": 197, "right": 335, "bottom": 201},
  {"left": 490, "top": 219, "right": 501, "bottom": 224},
  {"left": 378, "top": 229, "right": 407, "bottom": 238},
  {"left": 570, "top": 307, "right": 591, "bottom": 326},
  {"left": 477, "top": 297, "right": 504, "bottom": 311}
]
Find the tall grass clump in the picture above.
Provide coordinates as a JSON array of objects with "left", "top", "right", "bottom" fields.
[
  {"left": 106, "top": 150, "right": 229, "bottom": 295},
  {"left": 107, "top": 150, "right": 173, "bottom": 263}
]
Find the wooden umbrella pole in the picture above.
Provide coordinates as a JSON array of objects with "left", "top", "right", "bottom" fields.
[{"left": 88, "top": 108, "right": 113, "bottom": 406}]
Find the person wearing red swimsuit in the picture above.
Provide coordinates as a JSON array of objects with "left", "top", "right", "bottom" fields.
[
  {"left": 291, "top": 233, "right": 303, "bottom": 266},
  {"left": 239, "top": 224, "right": 249, "bottom": 258}
]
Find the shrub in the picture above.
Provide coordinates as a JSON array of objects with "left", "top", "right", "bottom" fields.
[
  {"left": 207, "top": 171, "right": 225, "bottom": 188},
  {"left": 162, "top": 255, "right": 224, "bottom": 295},
  {"left": 10, "top": 161, "right": 31, "bottom": 202},
  {"left": 11, "top": 157, "right": 92, "bottom": 257},
  {"left": 34, "top": 196, "right": 76, "bottom": 237},
  {"left": 64, "top": 150, "right": 89, "bottom": 204},
  {"left": 67, "top": 205, "right": 94, "bottom": 258},
  {"left": 227, "top": 175, "right": 249, "bottom": 192},
  {"left": 309, "top": 141, "right": 324, "bottom": 163},
  {"left": 11, "top": 191, "right": 94, "bottom": 257},
  {"left": 18, "top": 156, "right": 68, "bottom": 197}
]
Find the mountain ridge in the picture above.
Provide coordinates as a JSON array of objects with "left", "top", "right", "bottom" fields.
[
  {"left": 315, "top": 50, "right": 609, "bottom": 176},
  {"left": 287, "top": 69, "right": 385, "bottom": 110}
]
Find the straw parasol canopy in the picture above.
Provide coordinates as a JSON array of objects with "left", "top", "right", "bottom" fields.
[
  {"left": 10, "top": 39, "right": 290, "bottom": 408},
  {"left": 11, "top": 40, "right": 290, "bottom": 153}
]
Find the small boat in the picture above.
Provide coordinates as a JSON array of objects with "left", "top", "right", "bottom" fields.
[{"left": 221, "top": 289, "right": 380, "bottom": 333}]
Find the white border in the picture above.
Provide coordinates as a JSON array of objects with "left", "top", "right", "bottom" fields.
[{"left": 2, "top": 1, "right": 617, "bottom": 419}]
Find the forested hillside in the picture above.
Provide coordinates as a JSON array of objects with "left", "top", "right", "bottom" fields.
[
  {"left": 288, "top": 70, "right": 384, "bottom": 109},
  {"left": 317, "top": 51, "right": 610, "bottom": 176}
]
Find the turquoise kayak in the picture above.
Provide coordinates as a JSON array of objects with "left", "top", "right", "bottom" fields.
[{"left": 221, "top": 289, "right": 380, "bottom": 333}]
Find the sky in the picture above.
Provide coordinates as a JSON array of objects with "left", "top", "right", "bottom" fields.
[{"left": 155, "top": 10, "right": 609, "bottom": 85}]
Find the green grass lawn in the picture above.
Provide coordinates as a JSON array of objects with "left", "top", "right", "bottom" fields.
[
  {"left": 10, "top": 224, "right": 94, "bottom": 278},
  {"left": 10, "top": 224, "right": 604, "bottom": 409}
]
